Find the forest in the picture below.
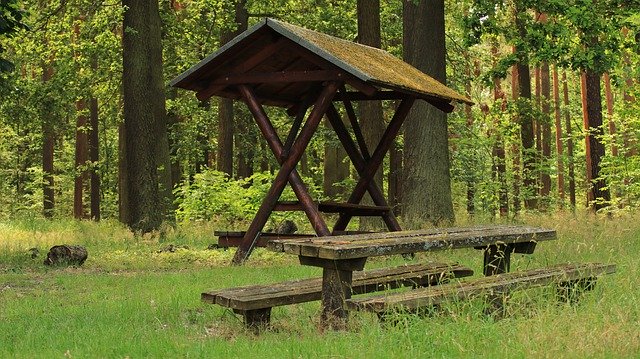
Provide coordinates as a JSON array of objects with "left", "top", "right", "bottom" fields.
[
  {"left": 0, "top": 0, "right": 639, "bottom": 231},
  {"left": 1, "top": 1, "right": 640, "bottom": 357}
]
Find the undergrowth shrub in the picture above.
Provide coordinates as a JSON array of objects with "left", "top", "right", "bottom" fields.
[{"left": 173, "top": 169, "right": 324, "bottom": 227}]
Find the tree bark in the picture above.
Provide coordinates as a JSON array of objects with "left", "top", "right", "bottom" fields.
[
  {"left": 580, "top": 70, "right": 611, "bottom": 211},
  {"left": 216, "top": 24, "right": 235, "bottom": 176},
  {"left": 323, "top": 118, "right": 350, "bottom": 198},
  {"left": 514, "top": 6, "right": 536, "bottom": 210},
  {"left": 552, "top": 65, "right": 565, "bottom": 205},
  {"left": 540, "top": 61, "right": 552, "bottom": 202},
  {"left": 89, "top": 94, "right": 100, "bottom": 220},
  {"left": 74, "top": 99, "right": 89, "bottom": 219},
  {"left": 510, "top": 47, "right": 521, "bottom": 213},
  {"left": 562, "top": 71, "right": 576, "bottom": 208},
  {"left": 42, "top": 65, "right": 55, "bottom": 218},
  {"left": 402, "top": 0, "right": 454, "bottom": 226},
  {"left": 356, "top": 0, "right": 385, "bottom": 229},
  {"left": 121, "top": 0, "right": 173, "bottom": 232}
]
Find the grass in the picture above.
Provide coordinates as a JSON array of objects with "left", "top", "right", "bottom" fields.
[{"left": 0, "top": 212, "right": 638, "bottom": 358}]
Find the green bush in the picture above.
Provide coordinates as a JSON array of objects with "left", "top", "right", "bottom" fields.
[{"left": 173, "top": 169, "right": 324, "bottom": 227}]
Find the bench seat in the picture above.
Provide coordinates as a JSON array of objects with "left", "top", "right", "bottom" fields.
[
  {"left": 346, "top": 262, "right": 616, "bottom": 314},
  {"left": 202, "top": 262, "right": 473, "bottom": 328}
]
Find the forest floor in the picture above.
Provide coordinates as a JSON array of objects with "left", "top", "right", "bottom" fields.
[{"left": 0, "top": 212, "right": 638, "bottom": 358}]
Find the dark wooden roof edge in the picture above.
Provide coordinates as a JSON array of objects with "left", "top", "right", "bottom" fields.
[{"left": 169, "top": 19, "right": 269, "bottom": 88}]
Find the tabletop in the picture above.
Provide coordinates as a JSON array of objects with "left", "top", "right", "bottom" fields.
[{"left": 267, "top": 225, "right": 557, "bottom": 260}]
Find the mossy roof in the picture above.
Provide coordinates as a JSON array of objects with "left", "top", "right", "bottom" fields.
[{"left": 171, "top": 18, "right": 472, "bottom": 107}]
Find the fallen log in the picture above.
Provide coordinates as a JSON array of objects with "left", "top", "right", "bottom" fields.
[{"left": 43, "top": 245, "right": 88, "bottom": 266}]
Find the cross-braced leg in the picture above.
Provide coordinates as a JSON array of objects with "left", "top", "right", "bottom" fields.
[
  {"left": 232, "top": 82, "right": 340, "bottom": 264},
  {"left": 329, "top": 97, "right": 416, "bottom": 231}
]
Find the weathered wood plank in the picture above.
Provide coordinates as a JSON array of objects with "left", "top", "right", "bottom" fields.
[
  {"left": 267, "top": 225, "right": 557, "bottom": 260},
  {"left": 346, "top": 263, "right": 616, "bottom": 313},
  {"left": 201, "top": 262, "right": 473, "bottom": 311},
  {"left": 211, "top": 70, "right": 343, "bottom": 85}
]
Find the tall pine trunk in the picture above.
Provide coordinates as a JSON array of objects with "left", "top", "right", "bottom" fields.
[
  {"left": 74, "top": 99, "right": 89, "bottom": 219},
  {"left": 514, "top": 6, "right": 536, "bottom": 210},
  {"left": 562, "top": 71, "right": 576, "bottom": 208},
  {"left": 580, "top": 70, "right": 611, "bottom": 211},
  {"left": 552, "top": 65, "right": 565, "bottom": 205},
  {"left": 402, "top": 0, "right": 454, "bottom": 226},
  {"left": 89, "top": 93, "right": 100, "bottom": 220},
  {"left": 42, "top": 65, "right": 55, "bottom": 218},
  {"left": 121, "top": 0, "right": 173, "bottom": 232}
]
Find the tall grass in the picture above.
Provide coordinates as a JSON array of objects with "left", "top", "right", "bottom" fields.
[{"left": 0, "top": 212, "right": 638, "bottom": 358}]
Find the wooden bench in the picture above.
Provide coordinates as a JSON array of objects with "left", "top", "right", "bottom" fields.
[
  {"left": 346, "top": 263, "right": 616, "bottom": 317},
  {"left": 202, "top": 262, "right": 473, "bottom": 330}
]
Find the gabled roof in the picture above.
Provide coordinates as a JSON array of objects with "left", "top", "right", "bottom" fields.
[{"left": 170, "top": 18, "right": 472, "bottom": 110}]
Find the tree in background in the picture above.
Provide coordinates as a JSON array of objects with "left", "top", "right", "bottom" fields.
[
  {"left": 121, "top": 0, "right": 173, "bottom": 232},
  {"left": 0, "top": 0, "right": 27, "bottom": 72},
  {"left": 402, "top": 0, "right": 455, "bottom": 226}
]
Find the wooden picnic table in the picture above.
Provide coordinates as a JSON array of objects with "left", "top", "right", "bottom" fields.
[{"left": 267, "top": 225, "right": 557, "bottom": 329}]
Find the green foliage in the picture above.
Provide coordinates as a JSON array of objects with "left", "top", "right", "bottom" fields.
[{"left": 174, "top": 169, "right": 323, "bottom": 228}]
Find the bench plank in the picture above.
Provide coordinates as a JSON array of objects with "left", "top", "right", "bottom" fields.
[
  {"left": 346, "top": 263, "right": 616, "bottom": 313},
  {"left": 202, "top": 262, "right": 473, "bottom": 311},
  {"left": 268, "top": 225, "right": 557, "bottom": 260}
]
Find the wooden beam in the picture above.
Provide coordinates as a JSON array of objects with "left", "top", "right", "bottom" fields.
[
  {"left": 325, "top": 104, "right": 402, "bottom": 232},
  {"left": 211, "top": 70, "right": 343, "bottom": 86},
  {"left": 232, "top": 82, "right": 340, "bottom": 265},
  {"left": 333, "top": 90, "right": 403, "bottom": 102},
  {"left": 332, "top": 97, "right": 415, "bottom": 231},
  {"left": 196, "top": 38, "right": 291, "bottom": 101}
]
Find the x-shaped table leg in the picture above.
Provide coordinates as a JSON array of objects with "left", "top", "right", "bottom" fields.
[
  {"left": 326, "top": 97, "right": 416, "bottom": 232},
  {"left": 232, "top": 82, "right": 340, "bottom": 264}
]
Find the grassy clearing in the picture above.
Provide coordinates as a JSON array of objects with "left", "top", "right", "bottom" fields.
[{"left": 0, "top": 212, "right": 638, "bottom": 358}]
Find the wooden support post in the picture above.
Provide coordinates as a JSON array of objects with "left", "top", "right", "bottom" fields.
[
  {"left": 235, "top": 308, "right": 272, "bottom": 332},
  {"left": 333, "top": 97, "right": 415, "bottom": 231},
  {"left": 321, "top": 267, "right": 353, "bottom": 330},
  {"left": 483, "top": 244, "right": 514, "bottom": 276},
  {"left": 483, "top": 243, "right": 514, "bottom": 317},
  {"left": 232, "top": 82, "right": 340, "bottom": 265}
]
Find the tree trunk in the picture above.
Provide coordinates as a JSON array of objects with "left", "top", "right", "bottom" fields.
[
  {"left": 402, "top": 0, "right": 454, "bottom": 226},
  {"left": 323, "top": 118, "right": 350, "bottom": 198},
  {"left": 89, "top": 94, "right": 100, "bottom": 220},
  {"left": 42, "top": 65, "right": 55, "bottom": 218},
  {"left": 388, "top": 140, "right": 402, "bottom": 216},
  {"left": 562, "top": 71, "right": 576, "bottom": 208},
  {"left": 580, "top": 70, "right": 610, "bottom": 211},
  {"left": 540, "top": 61, "right": 552, "bottom": 202},
  {"left": 510, "top": 47, "right": 521, "bottom": 214},
  {"left": 216, "top": 25, "right": 235, "bottom": 176},
  {"left": 121, "top": 0, "right": 173, "bottom": 232},
  {"left": 491, "top": 44, "right": 508, "bottom": 217},
  {"left": 552, "top": 65, "right": 565, "bottom": 205},
  {"left": 74, "top": 99, "right": 89, "bottom": 219},
  {"left": 357, "top": 0, "right": 385, "bottom": 229},
  {"left": 514, "top": 6, "right": 536, "bottom": 210}
]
